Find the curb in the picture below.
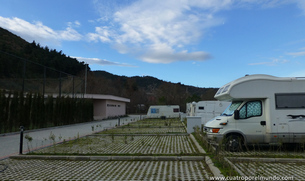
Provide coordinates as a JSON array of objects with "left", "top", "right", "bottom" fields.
[
  {"left": 228, "top": 157, "right": 305, "bottom": 163},
  {"left": 10, "top": 155, "right": 205, "bottom": 161},
  {"left": 189, "top": 133, "right": 224, "bottom": 177},
  {"left": 189, "top": 134, "right": 206, "bottom": 154},
  {"left": 224, "top": 157, "right": 245, "bottom": 176},
  {"left": 90, "top": 133, "right": 189, "bottom": 136},
  {"left": 205, "top": 156, "right": 225, "bottom": 177}
]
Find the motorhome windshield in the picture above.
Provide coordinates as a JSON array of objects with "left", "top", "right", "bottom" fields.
[{"left": 221, "top": 101, "right": 242, "bottom": 116}]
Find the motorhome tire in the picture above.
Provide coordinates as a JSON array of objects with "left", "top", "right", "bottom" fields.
[{"left": 225, "top": 134, "right": 243, "bottom": 152}]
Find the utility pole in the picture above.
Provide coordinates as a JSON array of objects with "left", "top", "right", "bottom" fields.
[{"left": 85, "top": 63, "right": 87, "bottom": 95}]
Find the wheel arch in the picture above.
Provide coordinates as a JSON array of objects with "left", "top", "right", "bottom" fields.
[{"left": 224, "top": 131, "right": 247, "bottom": 144}]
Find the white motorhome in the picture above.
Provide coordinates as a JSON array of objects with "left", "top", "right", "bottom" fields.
[
  {"left": 196, "top": 101, "right": 231, "bottom": 125},
  {"left": 186, "top": 101, "right": 231, "bottom": 125},
  {"left": 147, "top": 105, "right": 180, "bottom": 118},
  {"left": 204, "top": 74, "right": 305, "bottom": 151}
]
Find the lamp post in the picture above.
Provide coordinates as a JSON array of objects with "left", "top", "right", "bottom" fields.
[{"left": 19, "top": 126, "right": 24, "bottom": 155}]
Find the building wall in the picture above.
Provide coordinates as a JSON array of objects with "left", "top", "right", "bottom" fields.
[
  {"left": 105, "top": 100, "right": 126, "bottom": 118},
  {"left": 93, "top": 100, "right": 106, "bottom": 120},
  {"left": 93, "top": 99, "right": 126, "bottom": 120}
]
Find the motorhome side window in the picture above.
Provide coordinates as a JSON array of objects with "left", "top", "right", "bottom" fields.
[
  {"left": 275, "top": 93, "right": 305, "bottom": 109},
  {"left": 239, "top": 101, "right": 262, "bottom": 119}
]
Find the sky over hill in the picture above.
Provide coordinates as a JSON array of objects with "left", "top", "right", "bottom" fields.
[{"left": 1, "top": 0, "right": 305, "bottom": 87}]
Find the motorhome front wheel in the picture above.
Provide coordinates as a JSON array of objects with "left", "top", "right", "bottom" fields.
[{"left": 225, "top": 135, "right": 243, "bottom": 152}]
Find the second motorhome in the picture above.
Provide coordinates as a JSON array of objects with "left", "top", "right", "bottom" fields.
[
  {"left": 146, "top": 105, "right": 180, "bottom": 118},
  {"left": 187, "top": 101, "right": 231, "bottom": 125},
  {"left": 204, "top": 74, "right": 305, "bottom": 151}
]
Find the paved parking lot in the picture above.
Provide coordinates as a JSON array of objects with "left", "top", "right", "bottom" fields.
[
  {"left": 1, "top": 118, "right": 305, "bottom": 180},
  {"left": 0, "top": 118, "right": 216, "bottom": 180},
  {"left": 0, "top": 159, "right": 212, "bottom": 180}
]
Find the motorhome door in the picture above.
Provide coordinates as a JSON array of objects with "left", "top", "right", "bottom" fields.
[{"left": 237, "top": 100, "right": 266, "bottom": 144}]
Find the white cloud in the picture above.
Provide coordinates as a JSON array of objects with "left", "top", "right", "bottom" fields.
[
  {"left": 67, "top": 21, "right": 81, "bottom": 28},
  {"left": 86, "top": 26, "right": 114, "bottom": 43},
  {"left": 287, "top": 48, "right": 305, "bottom": 57},
  {"left": 90, "top": 0, "right": 229, "bottom": 63},
  {"left": 138, "top": 44, "right": 211, "bottom": 64},
  {"left": 0, "top": 16, "right": 82, "bottom": 46},
  {"left": 2, "top": 0, "right": 305, "bottom": 65},
  {"left": 73, "top": 56, "right": 136, "bottom": 67},
  {"left": 249, "top": 57, "right": 289, "bottom": 66},
  {"left": 294, "top": 0, "right": 305, "bottom": 14},
  {"left": 91, "top": 0, "right": 305, "bottom": 64}
]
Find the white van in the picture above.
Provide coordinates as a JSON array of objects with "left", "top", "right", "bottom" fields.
[{"left": 204, "top": 74, "right": 305, "bottom": 151}]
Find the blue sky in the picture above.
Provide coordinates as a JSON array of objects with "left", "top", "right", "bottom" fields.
[{"left": 1, "top": 0, "right": 305, "bottom": 88}]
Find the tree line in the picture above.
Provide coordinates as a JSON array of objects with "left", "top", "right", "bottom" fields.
[{"left": 0, "top": 90, "right": 93, "bottom": 134}]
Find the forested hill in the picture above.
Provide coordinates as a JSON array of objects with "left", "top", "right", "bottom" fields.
[
  {"left": 88, "top": 70, "right": 218, "bottom": 112},
  {"left": 0, "top": 27, "right": 87, "bottom": 77},
  {"left": 0, "top": 27, "right": 218, "bottom": 113}
]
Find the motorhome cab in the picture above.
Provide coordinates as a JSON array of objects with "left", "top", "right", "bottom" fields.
[{"left": 204, "top": 74, "right": 305, "bottom": 151}]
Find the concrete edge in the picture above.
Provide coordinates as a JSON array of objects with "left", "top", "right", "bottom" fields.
[
  {"left": 224, "top": 157, "right": 245, "bottom": 176},
  {"left": 189, "top": 134, "right": 206, "bottom": 154},
  {"left": 227, "top": 157, "right": 305, "bottom": 163},
  {"left": 205, "top": 156, "right": 225, "bottom": 177},
  {"left": 9, "top": 155, "right": 205, "bottom": 161},
  {"left": 188, "top": 133, "right": 225, "bottom": 177},
  {"left": 90, "top": 133, "right": 189, "bottom": 136}
]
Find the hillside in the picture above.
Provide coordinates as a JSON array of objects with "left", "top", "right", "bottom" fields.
[
  {"left": 0, "top": 27, "right": 218, "bottom": 113},
  {"left": 0, "top": 27, "right": 87, "bottom": 78},
  {"left": 88, "top": 70, "right": 218, "bottom": 113}
]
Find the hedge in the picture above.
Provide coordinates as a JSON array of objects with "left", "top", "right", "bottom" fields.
[{"left": 0, "top": 90, "right": 93, "bottom": 134}]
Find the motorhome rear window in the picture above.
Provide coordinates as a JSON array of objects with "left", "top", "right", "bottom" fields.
[
  {"left": 151, "top": 108, "right": 159, "bottom": 113},
  {"left": 275, "top": 93, "right": 305, "bottom": 109},
  {"left": 173, "top": 108, "right": 179, "bottom": 112}
]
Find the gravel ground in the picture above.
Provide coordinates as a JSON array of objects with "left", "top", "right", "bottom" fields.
[
  {"left": 221, "top": 145, "right": 305, "bottom": 158},
  {"left": 0, "top": 159, "right": 212, "bottom": 180},
  {"left": 2, "top": 117, "right": 305, "bottom": 180},
  {"left": 233, "top": 160, "right": 304, "bottom": 180},
  {"left": 33, "top": 135, "right": 198, "bottom": 155},
  {"left": 0, "top": 118, "right": 215, "bottom": 180},
  {"left": 100, "top": 127, "right": 186, "bottom": 134}
]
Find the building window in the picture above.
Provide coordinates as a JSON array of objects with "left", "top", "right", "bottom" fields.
[{"left": 107, "top": 104, "right": 117, "bottom": 107}]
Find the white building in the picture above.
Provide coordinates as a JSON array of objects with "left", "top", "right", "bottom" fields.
[{"left": 77, "top": 94, "right": 130, "bottom": 120}]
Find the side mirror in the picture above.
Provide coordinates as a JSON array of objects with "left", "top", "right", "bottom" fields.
[{"left": 234, "top": 110, "right": 240, "bottom": 120}]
